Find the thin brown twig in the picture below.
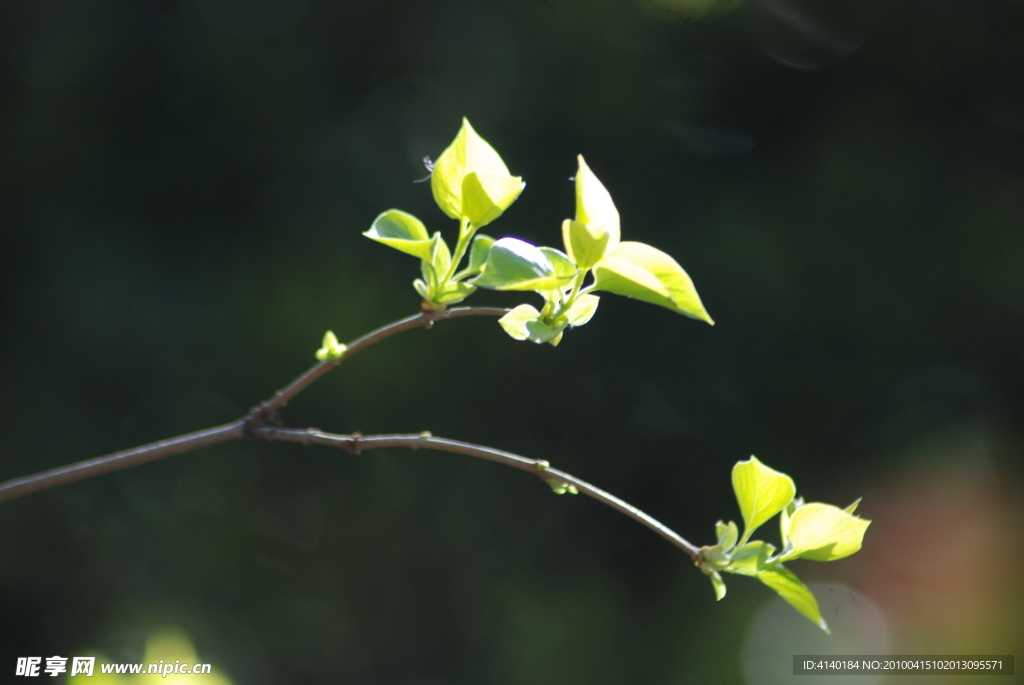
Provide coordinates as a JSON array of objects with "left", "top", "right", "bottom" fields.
[
  {"left": 244, "top": 307, "right": 510, "bottom": 428},
  {"left": 0, "top": 307, "right": 510, "bottom": 504},
  {"left": 253, "top": 426, "right": 702, "bottom": 561},
  {"left": 0, "top": 422, "right": 246, "bottom": 504}
]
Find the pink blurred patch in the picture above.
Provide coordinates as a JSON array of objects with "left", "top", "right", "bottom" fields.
[{"left": 834, "top": 462, "right": 1023, "bottom": 653}]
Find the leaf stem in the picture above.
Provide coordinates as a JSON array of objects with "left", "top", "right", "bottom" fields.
[
  {"left": 553, "top": 271, "right": 587, "bottom": 319},
  {"left": 443, "top": 216, "right": 475, "bottom": 284}
]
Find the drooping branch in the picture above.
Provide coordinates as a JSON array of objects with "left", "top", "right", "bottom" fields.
[
  {"left": 0, "top": 307, "right": 509, "bottom": 504},
  {"left": 252, "top": 426, "right": 702, "bottom": 561},
  {"left": 0, "top": 304, "right": 702, "bottom": 562}
]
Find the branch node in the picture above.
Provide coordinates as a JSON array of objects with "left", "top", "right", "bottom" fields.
[
  {"left": 421, "top": 300, "right": 446, "bottom": 315},
  {"left": 301, "top": 428, "right": 320, "bottom": 446},
  {"left": 349, "top": 432, "right": 363, "bottom": 454}
]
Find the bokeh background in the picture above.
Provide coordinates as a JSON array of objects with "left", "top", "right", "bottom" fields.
[{"left": 1, "top": 0, "right": 1023, "bottom": 683}]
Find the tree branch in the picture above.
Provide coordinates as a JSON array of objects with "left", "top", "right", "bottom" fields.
[
  {"left": 0, "top": 307, "right": 510, "bottom": 504},
  {"left": 244, "top": 306, "right": 510, "bottom": 428},
  {"left": 0, "top": 422, "right": 246, "bottom": 504},
  {"left": 253, "top": 426, "right": 702, "bottom": 561}
]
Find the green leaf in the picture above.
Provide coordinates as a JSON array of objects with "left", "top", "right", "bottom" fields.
[
  {"left": 732, "top": 456, "right": 796, "bottom": 542},
  {"left": 432, "top": 282, "right": 476, "bottom": 305},
  {"left": 715, "top": 520, "right": 739, "bottom": 552},
  {"left": 564, "top": 294, "right": 600, "bottom": 327},
  {"left": 429, "top": 233, "right": 452, "bottom": 280},
  {"left": 724, "top": 540, "right": 774, "bottom": 577},
  {"left": 431, "top": 118, "right": 523, "bottom": 221},
  {"left": 419, "top": 233, "right": 452, "bottom": 290},
  {"left": 498, "top": 304, "right": 567, "bottom": 345},
  {"left": 844, "top": 498, "right": 862, "bottom": 515},
  {"left": 779, "top": 502, "right": 871, "bottom": 562},
  {"left": 574, "top": 155, "right": 620, "bottom": 235},
  {"left": 315, "top": 331, "right": 347, "bottom": 362},
  {"left": 465, "top": 234, "right": 496, "bottom": 275},
  {"left": 561, "top": 155, "right": 621, "bottom": 270},
  {"left": 363, "top": 210, "right": 434, "bottom": 260},
  {"left": 498, "top": 304, "right": 542, "bottom": 340},
  {"left": 698, "top": 544, "right": 730, "bottom": 573},
  {"left": 471, "top": 238, "right": 576, "bottom": 292},
  {"left": 461, "top": 171, "right": 526, "bottom": 228},
  {"left": 592, "top": 242, "right": 714, "bottom": 323},
  {"left": 710, "top": 571, "right": 727, "bottom": 601},
  {"left": 779, "top": 496, "right": 803, "bottom": 550},
  {"left": 539, "top": 246, "right": 578, "bottom": 280},
  {"left": 757, "top": 565, "right": 829, "bottom": 633}
]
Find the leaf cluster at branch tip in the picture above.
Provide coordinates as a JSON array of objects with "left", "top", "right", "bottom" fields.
[
  {"left": 362, "top": 118, "right": 713, "bottom": 346},
  {"left": 696, "top": 456, "right": 871, "bottom": 632}
]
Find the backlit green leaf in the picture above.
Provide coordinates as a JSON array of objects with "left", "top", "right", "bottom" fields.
[
  {"left": 419, "top": 233, "right": 452, "bottom": 290},
  {"left": 698, "top": 544, "right": 730, "bottom": 573},
  {"left": 561, "top": 156, "right": 621, "bottom": 269},
  {"left": 363, "top": 210, "right": 434, "bottom": 260},
  {"left": 710, "top": 571, "right": 727, "bottom": 601},
  {"left": 431, "top": 118, "right": 522, "bottom": 221},
  {"left": 574, "top": 156, "right": 619, "bottom": 235},
  {"left": 465, "top": 234, "right": 496, "bottom": 275},
  {"left": 780, "top": 496, "right": 803, "bottom": 550},
  {"left": 592, "top": 242, "right": 714, "bottom": 323},
  {"left": 539, "top": 246, "right": 578, "bottom": 280},
  {"left": 757, "top": 565, "right": 829, "bottom": 633},
  {"left": 732, "top": 456, "right": 796, "bottom": 542},
  {"left": 725, "top": 540, "right": 773, "bottom": 577},
  {"left": 471, "top": 238, "right": 575, "bottom": 292},
  {"left": 564, "top": 294, "right": 600, "bottom": 327},
  {"left": 432, "top": 282, "right": 476, "bottom": 305},
  {"left": 461, "top": 171, "right": 525, "bottom": 228},
  {"left": 715, "top": 520, "right": 739, "bottom": 552},
  {"left": 498, "top": 304, "right": 566, "bottom": 345},
  {"left": 779, "top": 502, "right": 870, "bottom": 562},
  {"left": 429, "top": 233, "right": 452, "bottom": 280}
]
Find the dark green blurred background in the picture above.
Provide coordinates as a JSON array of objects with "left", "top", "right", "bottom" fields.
[{"left": 1, "top": 0, "right": 1022, "bottom": 683}]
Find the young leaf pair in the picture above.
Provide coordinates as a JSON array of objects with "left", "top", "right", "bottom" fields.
[
  {"left": 698, "top": 456, "right": 871, "bottom": 632},
  {"left": 363, "top": 118, "right": 522, "bottom": 311},
  {"left": 481, "top": 154, "right": 715, "bottom": 346},
  {"left": 363, "top": 118, "right": 713, "bottom": 346}
]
